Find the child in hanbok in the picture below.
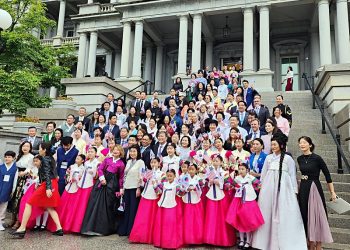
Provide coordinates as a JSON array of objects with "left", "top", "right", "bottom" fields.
[
  {"left": 153, "top": 169, "right": 184, "bottom": 249},
  {"left": 203, "top": 154, "right": 235, "bottom": 247},
  {"left": 226, "top": 163, "right": 264, "bottom": 249},
  {"left": 161, "top": 143, "right": 181, "bottom": 176},
  {"left": 48, "top": 154, "right": 85, "bottom": 233},
  {"left": 182, "top": 163, "right": 205, "bottom": 245},
  {"left": 129, "top": 157, "right": 165, "bottom": 244}
]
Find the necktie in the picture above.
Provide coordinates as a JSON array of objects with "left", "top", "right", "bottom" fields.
[
  {"left": 158, "top": 145, "right": 163, "bottom": 157},
  {"left": 253, "top": 132, "right": 257, "bottom": 139},
  {"left": 240, "top": 113, "right": 243, "bottom": 123}
]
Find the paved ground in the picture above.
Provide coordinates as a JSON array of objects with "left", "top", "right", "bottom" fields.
[{"left": 0, "top": 229, "right": 237, "bottom": 250}]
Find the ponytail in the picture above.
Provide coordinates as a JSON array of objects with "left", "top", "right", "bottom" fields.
[{"left": 278, "top": 150, "right": 286, "bottom": 192}]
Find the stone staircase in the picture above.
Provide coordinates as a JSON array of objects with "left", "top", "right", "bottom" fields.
[{"left": 261, "top": 91, "right": 350, "bottom": 250}]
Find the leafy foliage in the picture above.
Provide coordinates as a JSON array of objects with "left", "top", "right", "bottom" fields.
[{"left": 0, "top": 0, "right": 76, "bottom": 115}]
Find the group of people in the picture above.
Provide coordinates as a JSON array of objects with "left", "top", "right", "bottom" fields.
[{"left": 0, "top": 66, "right": 335, "bottom": 250}]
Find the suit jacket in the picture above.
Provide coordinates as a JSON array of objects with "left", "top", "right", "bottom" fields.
[
  {"left": 99, "top": 110, "right": 114, "bottom": 121},
  {"left": 254, "top": 106, "right": 270, "bottom": 132},
  {"left": 75, "top": 116, "right": 91, "bottom": 132},
  {"left": 238, "top": 112, "right": 250, "bottom": 132},
  {"left": 249, "top": 152, "right": 268, "bottom": 175},
  {"left": 164, "top": 96, "right": 178, "bottom": 109},
  {"left": 103, "top": 125, "right": 120, "bottom": 141},
  {"left": 245, "top": 130, "right": 267, "bottom": 151},
  {"left": 244, "top": 87, "right": 258, "bottom": 107},
  {"left": 141, "top": 145, "right": 152, "bottom": 169},
  {"left": 22, "top": 137, "right": 42, "bottom": 155},
  {"left": 136, "top": 100, "right": 151, "bottom": 118},
  {"left": 152, "top": 142, "right": 168, "bottom": 158}
]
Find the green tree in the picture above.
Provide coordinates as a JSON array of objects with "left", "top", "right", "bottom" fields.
[{"left": 0, "top": 0, "right": 76, "bottom": 115}]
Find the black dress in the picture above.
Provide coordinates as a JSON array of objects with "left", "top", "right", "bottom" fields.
[{"left": 297, "top": 153, "right": 333, "bottom": 242}]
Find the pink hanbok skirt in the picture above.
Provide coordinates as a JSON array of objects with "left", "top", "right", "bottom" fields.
[
  {"left": 226, "top": 197, "right": 264, "bottom": 232},
  {"left": 48, "top": 187, "right": 93, "bottom": 233},
  {"left": 129, "top": 197, "right": 158, "bottom": 244},
  {"left": 18, "top": 184, "right": 44, "bottom": 229},
  {"left": 203, "top": 196, "right": 236, "bottom": 247},
  {"left": 153, "top": 204, "right": 184, "bottom": 249},
  {"left": 183, "top": 202, "right": 204, "bottom": 245}
]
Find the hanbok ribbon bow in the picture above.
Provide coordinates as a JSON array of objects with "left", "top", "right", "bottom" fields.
[{"left": 236, "top": 182, "right": 248, "bottom": 203}]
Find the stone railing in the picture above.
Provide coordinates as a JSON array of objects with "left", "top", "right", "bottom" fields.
[
  {"left": 63, "top": 36, "right": 80, "bottom": 45},
  {"left": 41, "top": 39, "right": 54, "bottom": 46},
  {"left": 41, "top": 37, "right": 80, "bottom": 46},
  {"left": 100, "top": 4, "right": 117, "bottom": 13}
]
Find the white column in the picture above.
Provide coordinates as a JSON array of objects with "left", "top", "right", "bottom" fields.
[
  {"left": 318, "top": 0, "right": 332, "bottom": 65},
  {"left": 336, "top": 0, "right": 350, "bottom": 63},
  {"left": 87, "top": 31, "right": 98, "bottom": 76},
  {"left": 259, "top": 6, "right": 271, "bottom": 71},
  {"left": 105, "top": 52, "right": 112, "bottom": 77},
  {"left": 50, "top": 60, "right": 59, "bottom": 98},
  {"left": 132, "top": 20, "right": 144, "bottom": 78},
  {"left": 88, "top": 0, "right": 93, "bottom": 3},
  {"left": 243, "top": 7, "right": 254, "bottom": 72},
  {"left": 84, "top": 38, "right": 90, "bottom": 76},
  {"left": 113, "top": 51, "right": 121, "bottom": 78},
  {"left": 205, "top": 39, "right": 213, "bottom": 69},
  {"left": 56, "top": 0, "right": 66, "bottom": 37},
  {"left": 76, "top": 32, "right": 87, "bottom": 78},
  {"left": 311, "top": 31, "right": 320, "bottom": 74},
  {"left": 177, "top": 15, "right": 188, "bottom": 75},
  {"left": 155, "top": 45, "right": 163, "bottom": 90},
  {"left": 144, "top": 46, "right": 153, "bottom": 81},
  {"left": 120, "top": 21, "right": 131, "bottom": 78},
  {"left": 191, "top": 13, "right": 202, "bottom": 72}
]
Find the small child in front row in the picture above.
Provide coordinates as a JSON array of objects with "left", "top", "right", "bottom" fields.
[
  {"left": 0, "top": 151, "right": 17, "bottom": 231},
  {"left": 182, "top": 163, "right": 205, "bottom": 245},
  {"left": 226, "top": 163, "right": 264, "bottom": 250},
  {"left": 129, "top": 157, "right": 165, "bottom": 244},
  {"left": 153, "top": 169, "right": 184, "bottom": 249},
  {"left": 203, "top": 154, "right": 236, "bottom": 247}
]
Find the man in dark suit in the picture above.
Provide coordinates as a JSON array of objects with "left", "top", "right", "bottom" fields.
[
  {"left": 106, "top": 93, "right": 118, "bottom": 113},
  {"left": 75, "top": 107, "right": 91, "bottom": 132},
  {"left": 164, "top": 88, "right": 178, "bottom": 109},
  {"left": 136, "top": 91, "right": 151, "bottom": 119},
  {"left": 236, "top": 101, "right": 250, "bottom": 132},
  {"left": 100, "top": 102, "right": 114, "bottom": 121},
  {"left": 253, "top": 97, "right": 270, "bottom": 132},
  {"left": 141, "top": 134, "right": 153, "bottom": 169},
  {"left": 152, "top": 131, "right": 168, "bottom": 158},
  {"left": 21, "top": 126, "right": 42, "bottom": 155},
  {"left": 130, "top": 90, "right": 141, "bottom": 109},
  {"left": 150, "top": 98, "right": 163, "bottom": 123},
  {"left": 242, "top": 80, "right": 259, "bottom": 107},
  {"left": 103, "top": 114, "right": 120, "bottom": 142},
  {"left": 245, "top": 118, "right": 267, "bottom": 150}
]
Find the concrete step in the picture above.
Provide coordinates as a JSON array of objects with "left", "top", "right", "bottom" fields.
[
  {"left": 328, "top": 214, "right": 350, "bottom": 229},
  {"left": 324, "top": 192, "right": 350, "bottom": 203},
  {"left": 321, "top": 181, "right": 350, "bottom": 192},
  {"left": 324, "top": 242, "right": 350, "bottom": 250},
  {"left": 330, "top": 227, "right": 350, "bottom": 245}
]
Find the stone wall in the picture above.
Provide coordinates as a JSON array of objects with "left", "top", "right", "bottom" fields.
[{"left": 0, "top": 130, "right": 34, "bottom": 160}]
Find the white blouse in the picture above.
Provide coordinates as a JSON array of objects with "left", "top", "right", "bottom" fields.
[
  {"left": 16, "top": 154, "right": 35, "bottom": 175},
  {"left": 65, "top": 164, "right": 84, "bottom": 193},
  {"left": 233, "top": 174, "right": 258, "bottom": 201},
  {"left": 157, "top": 181, "right": 178, "bottom": 208},
  {"left": 78, "top": 158, "right": 99, "bottom": 189},
  {"left": 205, "top": 166, "right": 225, "bottom": 201},
  {"left": 142, "top": 169, "right": 164, "bottom": 200},
  {"left": 181, "top": 175, "right": 203, "bottom": 204},
  {"left": 161, "top": 155, "right": 181, "bottom": 176},
  {"left": 124, "top": 159, "right": 145, "bottom": 189}
]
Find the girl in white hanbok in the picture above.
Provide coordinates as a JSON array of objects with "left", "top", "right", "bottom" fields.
[{"left": 252, "top": 133, "right": 307, "bottom": 250}]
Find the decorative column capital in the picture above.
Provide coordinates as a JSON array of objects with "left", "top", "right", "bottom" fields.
[
  {"left": 318, "top": 0, "right": 330, "bottom": 6},
  {"left": 120, "top": 20, "right": 132, "bottom": 25},
  {"left": 77, "top": 31, "right": 88, "bottom": 36},
  {"left": 336, "top": 0, "right": 348, "bottom": 3},
  {"left": 242, "top": 7, "right": 254, "bottom": 14},
  {"left": 90, "top": 30, "right": 98, "bottom": 36},
  {"left": 133, "top": 18, "right": 144, "bottom": 24},
  {"left": 258, "top": 5, "right": 270, "bottom": 12},
  {"left": 178, "top": 14, "right": 189, "bottom": 21},
  {"left": 192, "top": 12, "right": 203, "bottom": 19}
]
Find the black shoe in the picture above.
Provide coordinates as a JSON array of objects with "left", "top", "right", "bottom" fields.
[
  {"left": 9, "top": 230, "right": 26, "bottom": 239},
  {"left": 39, "top": 225, "right": 46, "bottom": 231},
  {"left": 32, "top": 225, "right": 40, "bottom": 231},
  {"left": 237, "top": 241, "right": 245, "bottom": 249},
  {"left": 52, "top": 229, "right": 63, "bottom": 236},
  {"left": 243, "top": 242, "right": 251, "bottom": 250}
]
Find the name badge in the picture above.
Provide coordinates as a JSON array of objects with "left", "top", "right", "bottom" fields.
[
  {"left": 61, "top": 162, "right": 68, "bottom": 169},
  {"left": 3, "top": 175, "right": 10, "bottom": 182}
]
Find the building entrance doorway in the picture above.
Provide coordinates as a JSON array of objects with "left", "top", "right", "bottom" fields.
[{"left": 281, "top": 57, "right": 299, "bottom": 91}]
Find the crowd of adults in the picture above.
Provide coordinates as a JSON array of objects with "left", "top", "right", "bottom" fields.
[{"left": 0, "top": 65, "right": 337, "bottom": 250}]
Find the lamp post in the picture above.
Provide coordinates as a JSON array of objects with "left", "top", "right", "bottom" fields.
[{"left": 0, "top": 9, "right": 13, "bottom": 54}]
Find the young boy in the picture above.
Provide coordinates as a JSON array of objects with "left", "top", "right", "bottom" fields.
[
  {"left": 217, "top": 77, "right": 229, "bottom": 102},
  {"left": 0, "top": 151, "right": 17, "bottom": 231}
]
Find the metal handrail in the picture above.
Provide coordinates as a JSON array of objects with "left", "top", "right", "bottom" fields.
[
  {"left": 302, "top": 73, "right": 350, "bottom": 173},
  {"left": 86, "top": 80, "right": 153, "bottom": 118}
]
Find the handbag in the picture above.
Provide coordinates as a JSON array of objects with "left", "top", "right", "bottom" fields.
[
  {"left": 117, "top": 196, "right": 125, "bottom": 212},
  {"left": 327, "top": 197, "right": 350, "bottom": 214}
]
